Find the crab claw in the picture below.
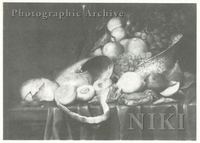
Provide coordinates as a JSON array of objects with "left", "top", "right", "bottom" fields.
[{"left": 143, "top": 89, "right": 158, "bottom": 100}]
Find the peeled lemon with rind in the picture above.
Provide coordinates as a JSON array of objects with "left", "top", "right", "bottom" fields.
[{"left": 160, "top": 81, "right": 180, "bottom": 97}]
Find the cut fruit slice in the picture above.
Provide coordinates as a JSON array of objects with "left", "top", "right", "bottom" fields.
[
  {"left": 77, "top": 85, "right": 95, "bottom": 101},
  {"left": 55, "top": 85, "right": 77, "bottom": 105},
  {"left": 160, "top": 81, "right": 180, "bottom": 97}
]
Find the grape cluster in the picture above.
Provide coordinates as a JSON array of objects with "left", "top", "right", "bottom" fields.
[
  {"left": 122, "top": 7, "right": 190, "bottom": 56},
  {"left": 124, "top": 21, "right": 176, "bottom": 56},
  {"left": 112, "top": 6, "right": 191, "bottom": 76},
  {"left": 114, "top": 52, "right": 152, "bottom": 76},
  {"left": 132, "top": 28, "right": 172, "bottom": 56}
]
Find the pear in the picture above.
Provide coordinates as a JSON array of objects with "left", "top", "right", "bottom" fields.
[
  {"left": 181, "top": 72, "right": 195, "bottom": 89},
  {"left": 145, "top": 72, "right": 173, "bottom": 93},
  {"left": 162, "top": 61, "right": 184, "bottom": 85}
]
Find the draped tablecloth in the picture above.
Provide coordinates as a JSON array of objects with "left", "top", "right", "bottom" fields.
[
  {"left": 44, "top": 86, "right": 196, "bottom": 140},
  {"left": 5, "top": 86, "right": 196, "bottom": 140}
]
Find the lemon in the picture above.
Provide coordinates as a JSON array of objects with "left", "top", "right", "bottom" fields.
[
  {"left": 117, "top": 72, "right": 146, "bottom": 93},
  {"left": 55, "top": 85, "right": 77, "bottom": 105}
]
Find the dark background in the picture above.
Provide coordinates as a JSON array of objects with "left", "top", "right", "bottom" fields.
[{"left": 3, "top": 3, "right": 196, "bottom": 110}]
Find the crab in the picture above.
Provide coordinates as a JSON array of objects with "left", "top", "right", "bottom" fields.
[{"left": 118, "top": 89, "right": 158, "bottom": 106}]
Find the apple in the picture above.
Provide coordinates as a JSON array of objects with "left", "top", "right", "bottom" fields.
[
  {"left": 102, "top": 42, "right": 124, "bottom": 60},
  {"left": 111, "top": 27, "right": 126, "bottom": 42},
  {"left": 107, "top": 17, "right": 123, "bottom": 32}
]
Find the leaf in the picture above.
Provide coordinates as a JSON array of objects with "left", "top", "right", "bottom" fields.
[
  {"left": 90, "top": 32, "right": 111, "bottom": 52},
  {"left": 77, "top": 24, "right": 107, "bottom": 60}
]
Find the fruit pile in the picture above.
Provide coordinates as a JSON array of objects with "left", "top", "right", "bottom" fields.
[
  {"left": 87, "top": 9, "right": 195, "bottom": 106},
  {"left": 19, "top": 7, "right": 195, "bottom": 124},
  {"left": 90, "top": 16, "right": 176, "bottom": 76},
  {"left": 132, "top": 28, "right": 172, "bottom": 56},
  {"left": 89, "top": 7, "right": 191, "bottom": 77}
]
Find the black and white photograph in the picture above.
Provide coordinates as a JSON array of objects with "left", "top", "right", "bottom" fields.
[{"left": 3, "top": 2, "right": 197, "bottom": 140}]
